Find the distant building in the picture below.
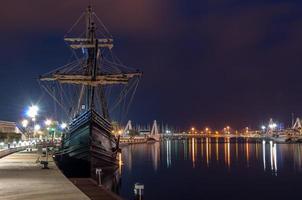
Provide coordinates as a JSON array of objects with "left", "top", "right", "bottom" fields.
[{"left": 0, "top": 120, "right": 22, "bottom": 142}]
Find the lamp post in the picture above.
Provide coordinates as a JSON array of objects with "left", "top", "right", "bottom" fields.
[
  {"left": 21, "top": 119, "right": 29, "bottom": 139},
  {"left": 60, "top": 122, "right": 67, "bottom": 130},
  {"left": 226, "top": 126, "right": 230, "bottom": 134},
  {"left": 261, "top": 125, "right": 266, "bottom": 134},
  {"left": 205, "top": 127, "right": 209, "bottom": 134},
  {"left": 34, "top": 124, "right": 41, "bottom": 140},
  {"left": 26, "top": 105, "right": 39, "bottom": 139},
  {"left": 44, "top": 119, "right": 52, "bottom": 141}
]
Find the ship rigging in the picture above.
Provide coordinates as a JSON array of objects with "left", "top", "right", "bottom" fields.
[
  {"left": 39, "top": 5, "right": 142, "bottom": 176},
  {"left": 39, "top": 5, "right": 142, "bottom": 123}
]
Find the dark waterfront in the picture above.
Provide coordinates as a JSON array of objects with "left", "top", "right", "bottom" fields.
[{"left": 118, "top": 138, "right": 302, "bottom": 200}]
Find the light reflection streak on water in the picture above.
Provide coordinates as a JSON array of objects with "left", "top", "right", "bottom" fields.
[
  {"left": 209, "top": 138, "right": 211, "bottom": 164},
  {"left": 227, "top": 137, "right": 230, "bottom": 168},
  {"left": 122, "top": 138, "right": 285, "bottom": 175},
  {"left": 124, "top": 146, "right": 132, "bottom": 171},
  {"left": 206, "top": 137, "right": 209, "bottom": 167},
  {"left": 117, "top": 139, "right": 302, "bottom": 200},
  {"left": 118, "top": 152, "right": 123, "bottom": 175},
  {"left": 152, "top": 142, "right": 160, "bottom": 171},
  {"left": 269, "top": 141, "right": 278, "bottom": 175},
  {"left": 184, "top": 140, "right": 187, "bottom": 160},
  {"left": 270, "top": 141, "right": 273, "bottom": 171},
  {"left": 255, "top": 142, "right": 258, "bottom": 160},
  {"left": 166, "top": 140, "right": 171, "bottom": 168},
  {"left": 246, "top": 139, "right": 249, "bottom": 167},
  {"left": 200, "top": 138, "right": 203, "bottom": 158},
  {"left": 294, "top": 145, "right": 302, "bottom": 171},
  {"left": 174, "top": 140, "right": 178, "bottom": 159},
  {"left": 192, "top": 138, "right": 196, "bottom": 168},
  {"left": 262, "top": 140, "right": 266, "bottom": 171},
  {"left": 216, "top": 137, "right": 219, "bottom": 161},
  {"left": 236, "top": 141, "right": 238, "bottom": 160},
  {"left": 224, "top": 138, "right": 227, "bottom": 165},
  {"left": 273, "top": 143, "right": 277, "bottom": 174}
]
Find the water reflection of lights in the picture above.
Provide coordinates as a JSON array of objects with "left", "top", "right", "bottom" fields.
[
  {"left": 270, "top": 141, "right": 273, "bottom": 171},
  {"left": 235, "top": 141, "right": 238, "bottom": 160},
  {"left": 246, "top": 140, "right": 249, "bottom": 167},
  {"left": 269, "top": 141, "right": 278, "bottom": 175},
  {"left": 206, "top": 137, "right": 209, "bottom": 167},
  {"left": 184, "top": 140, "right": 188, "bottom": 160},
  {"left": 255, "top": 142, "right": 259, "bottom": 160},
  {"left": 166, "top": 140, "right": 172, "bottom": 168},
  {"left": 273, "top": 143, "right": 277, "bottom": 173},
  {"left": 224, "top": 138, "right": 230, "bottom": 168},
  {"left": 209, "top": 138, "right": 212, "bottom": 163},
  {"left": 118, "top": 138, "right": 302, "bottom": 178},
  {"left": 216, "top": 138, "right": 219, "bottom": 161},
  {"left": 118, "top": 152, "right": 123, "bottom": 175},
  {"left": 123, "top": 146, "right": 132, "bottom": 171},
  {"left": 224, "top": 138, "right": 227, "bottom": 164},
  {"left": 151, "top": 142, "right": 160, "bottom": 171},
  {"left": 192, "top": 138, "right": 196, "bottom": 168},
  {"left": 200, "top": 138, "right": 203, "bottom": 158},
  {"left": 224, "top": 138, "right": 230, "bottom": 166},
  {"left": 294, "top": 145, "right": 302, "bottom": 171},
  {"left": 262, "top": 140, "right": 278, "bottom": 174},
  {"left": 262, "top": 140, "right": 266, "bottom": 171}
]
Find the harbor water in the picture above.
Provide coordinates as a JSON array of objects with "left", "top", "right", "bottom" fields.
[{"left": 118, "top": 138, "right": 302, "bottom": 200}]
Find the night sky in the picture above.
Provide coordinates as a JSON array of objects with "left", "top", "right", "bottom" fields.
[{"left": 1, "top": 0, "right": 302, "bottom": 130}]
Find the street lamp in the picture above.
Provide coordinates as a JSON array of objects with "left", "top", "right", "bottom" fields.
[
  {"left": 26, "top": 105, "right": 39, "bottom": 118},
  {"left": 60, "top": 123, "right": 67, "bottom": 130},
  {"left": 205, "top": 127, "right": 209, "bottom": 133},
  {"left": 34, "top": 124, "right": 41, "bottom": 131},
  {"left": 261, "top": 125, "right": 266, "bottom": 131},
  {"left": 269, "top": 123, "right": 277, "bottom": 130},
  {"left": 44, "top": 119, "right": 52, "bottom": 126},
  {"left": 21, "top": 119, "right": 29, "bottom": 128},
  {"left": 226, "top": 126, "right": 230, "bottom": 134},
  {"left": 26, "top": 105, "right": 39, "bottom": 140},
  {"left": 44, "top": 119, "right": 53, "bottom": 141},
  {"left": 245, "top": 127, "right": 249, "bottom": 134}
]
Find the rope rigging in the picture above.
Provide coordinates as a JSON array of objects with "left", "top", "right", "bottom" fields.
[{"left": 39, "top": 6, "right": 142, "bottom": 124}]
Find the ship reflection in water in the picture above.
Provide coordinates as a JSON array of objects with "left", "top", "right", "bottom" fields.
[{"left": 118, "top": 138, "right": 302, "bottom": 200}]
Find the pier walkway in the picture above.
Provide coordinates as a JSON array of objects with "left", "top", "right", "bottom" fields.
[{"left": 0, "top": 150, "right": 90, "bottom": 200}]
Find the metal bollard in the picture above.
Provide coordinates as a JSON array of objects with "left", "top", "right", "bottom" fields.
[
  {"left": 134, "top": 183, "right": 144, "bottom": 200},
  {"left": 95, "top": 168, "right": 102, "bottom": 186}
]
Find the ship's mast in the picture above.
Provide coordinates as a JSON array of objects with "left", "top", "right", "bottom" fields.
[
  {"left": 39, "top": 5, "right": 142, "bottom": 120},
  {"left": 85, "top": 6, "right": 94, "bottom": 110},
  {"left": 85, "top": 6, "right": 110, "bottom": 119}
]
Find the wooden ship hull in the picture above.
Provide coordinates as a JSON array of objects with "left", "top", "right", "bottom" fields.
[{"left": 55, "top": 109, "right": 119, "bottom": 177}]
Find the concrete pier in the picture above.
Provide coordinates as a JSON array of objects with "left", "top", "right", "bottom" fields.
[
  {"left": 70, "top": 178, "right": 122, "bottom": 200},
  {"left": 0, "top": 150, "right": 90, "bottom": 200}
]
